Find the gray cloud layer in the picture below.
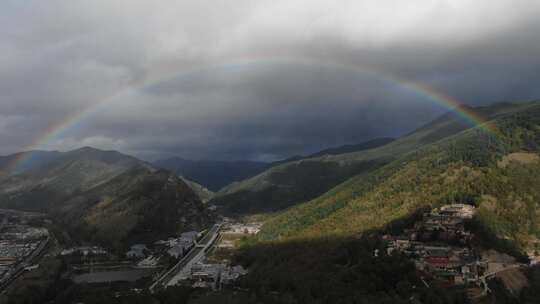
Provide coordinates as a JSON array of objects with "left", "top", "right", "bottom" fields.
[{"left": 1, "top": 0, "right": 540, "bottom": 160}]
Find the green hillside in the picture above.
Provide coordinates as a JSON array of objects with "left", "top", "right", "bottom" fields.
[
  {"left": 259, "top": 101, "right": 540, "bottom": 254},
  {"left": 212, "top": 102, "right": 533, "bottom": 215},
  {"left": 217, "top": 101, "right": 540, "bottom": 304}
]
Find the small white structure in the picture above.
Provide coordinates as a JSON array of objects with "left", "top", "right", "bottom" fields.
[
  {"left": 439, "top": 204, "right": 476, "bottom": 219},
  {"left": 60, "top": 246, "right": 107, "bottom": 256},
  {"left": 223, "top": 223, "right": 262, "bottom": 234},
  {"left": 24, "top": 264, "right": 39, "bottom": 271},
  {"left": 137, "top": 256, "right": 159, "bottom": 268}
]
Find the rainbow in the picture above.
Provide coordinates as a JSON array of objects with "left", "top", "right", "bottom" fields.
[
  {"left": 392, "top": 79, "right": 498, "bottom": 134},
  {"left": 6, "top": 58, "right": 498, "bottom": 172}
]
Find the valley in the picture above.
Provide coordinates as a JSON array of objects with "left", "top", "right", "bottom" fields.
[
  {"left": 1, "top": 101, "right": 540, "bottom": 303},
  {"left": 4, "top": 2, "right": 540, "bottom": 303}
]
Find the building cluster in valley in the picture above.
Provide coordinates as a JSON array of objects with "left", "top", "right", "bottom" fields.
[
  {"left": 182, "top": 222, "right": 261, "bottom": 290},
  {"left": 62, "top": 232, "right": 202, "bottom": 269},
  {"left": 384, "top": 204, "right": 527, "bottom": 295},
  {"left": 0, "top": 212, "right": 259, "bottom": 295},
  {"left": 59, "top": 220, "right": 254, "bottom": 291},
  {"left": 155, "top": 231, "right": 200, "bottom": 259},
  {"left": 0, "top": 210, "right": 49, "bottom": 289},
  {"left": 156, "top": 221, "right": 260, "bottom": 290},
  {"left": 104, "top": 221, "right": 258, "bottom": 291},
  {"left": 189, "top": 262, "right": 248, "bottom": 290}
]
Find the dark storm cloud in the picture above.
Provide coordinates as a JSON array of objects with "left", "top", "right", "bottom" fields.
[{"left": 1, "top": 0, "right": 540, "bottom": 160}]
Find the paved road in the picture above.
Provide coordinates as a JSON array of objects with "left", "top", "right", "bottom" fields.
[
  {"left": 198, "top": 224, "right": 221, "bottom": 245},
  {"left": 149, "top": 223, "right": 222, "bottom": 292}
]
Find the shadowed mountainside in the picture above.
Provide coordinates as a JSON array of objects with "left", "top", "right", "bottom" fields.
[
  {"left": 0, "top": 147, "right": 213, "bottom": 246},
  {"left": 56, "top": 167, "right": 213, "bottom": 248}
]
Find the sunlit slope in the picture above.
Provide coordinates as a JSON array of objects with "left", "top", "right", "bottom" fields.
[
  {"left": 213, "top": 102, "right": 532, "bottom": 214},
  {"left": 259, "top": 101, "right": 540, "bottom": 254}
]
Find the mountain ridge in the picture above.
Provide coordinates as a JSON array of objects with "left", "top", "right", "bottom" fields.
[
  {"left": 258, "top": 100, "right": 540, "bottom": 252},
  {"left": 0, "top": 147, "right": 213, "bottom": 246},
  {"left": 153, "top": 137, "right": 395, "bottom": 191},
  {"left": 210, "top": 102, "right": 532, "bottom": 215},
  {"left": 152, "top": 158, "right": 269, "bottom": 191}
]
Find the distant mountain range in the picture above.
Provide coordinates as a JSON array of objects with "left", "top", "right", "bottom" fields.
[
  {"left": 305, "top": 137, "right": 395, "bottom": 158},
  {"left": 267, "top": 137, "right": 395, "bottom": 167},
  {"left": 152, "top": 158, "right": 269, "bottom": 191},
  {"left": 153, "top": 138, "right": 395, "bottom": 192}
]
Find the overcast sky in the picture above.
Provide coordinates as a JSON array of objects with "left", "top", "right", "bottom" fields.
[{"left": 1, "top": 1, "right": 540, "bottom": 161}]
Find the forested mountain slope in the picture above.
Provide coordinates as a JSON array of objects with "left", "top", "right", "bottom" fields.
[
  {"left": 224, "top": 100, "right": 540, "bottom": 304},
  {"left": 0, "top": 147, "right": 213, "bottom": 247},
  {"left": 55, "top": 168, "right": 213, "bottom": 248},
  {"left": 212, "top": 102, "right": 532, "bottom": 215},
  {"left": 259, "top": 100, "right": 540, "bottom": 256}
]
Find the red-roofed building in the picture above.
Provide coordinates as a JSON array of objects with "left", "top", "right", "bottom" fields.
[{"left": 426, "top": 257, "right": 450, "bottom": 269}]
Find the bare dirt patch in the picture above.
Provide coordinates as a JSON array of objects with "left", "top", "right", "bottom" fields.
[
  {"left": 496, "top": 268, "right": 529, "bottom": 294},
  {"left": 497, "top": 152, "right": 539, "bottom": 168}
]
